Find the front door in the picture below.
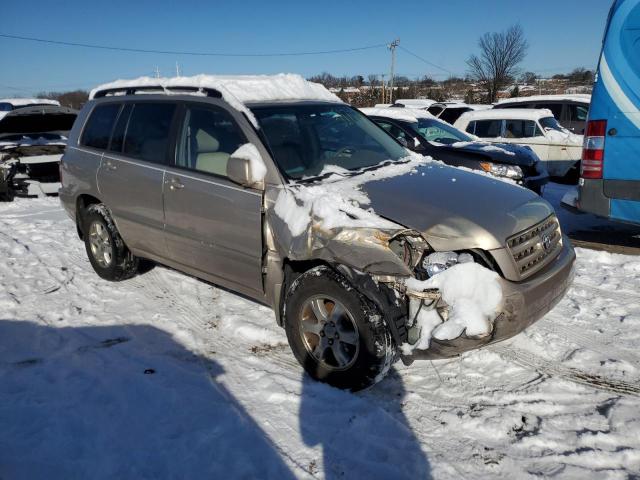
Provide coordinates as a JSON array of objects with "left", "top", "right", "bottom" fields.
[{"left": 163, "top": 103, "right": 264, "bottom": 295}]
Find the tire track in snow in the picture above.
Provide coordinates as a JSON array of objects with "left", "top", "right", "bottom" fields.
[{"left": 492, "top": 345, "right": 640, "bottom": 397}]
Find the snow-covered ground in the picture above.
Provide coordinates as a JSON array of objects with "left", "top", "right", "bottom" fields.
[{"left": 1, "top": 197, "right": 640, "bottom": 479}]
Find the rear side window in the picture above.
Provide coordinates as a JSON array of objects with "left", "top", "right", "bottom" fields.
[
  {"left": 568, "top": 104, "right": 589, "bottom": 122},
  {"left": 504, "top": 120, "right": 543, "bottom": 138},
  {"left": 439, "top": 108, "right": 470, "bottom": 125},
  {"left": 536, "top": 103, "right": 563, "bottom": 120},
  {"left": 123, "top": 103, "right": 176, "bottom": 163},
  {"left": 109, "top": 104, "right": 133, "bottom": 152},
  {"left": 473, "top": 120, "right": 503, "bottom": 138},
  {"left": 81, "top": 104, "right": 120, "bottom": 149},
  {"left": 427, "top": 106, "right": 444, "bottom": 116}
]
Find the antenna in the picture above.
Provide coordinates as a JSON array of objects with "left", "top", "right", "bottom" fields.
[
  {"left": 175, "top": 62, "right": 181, "bottom": 77},
  {"left": 154, "top": 66, "right": 161, "bottom": 78}
]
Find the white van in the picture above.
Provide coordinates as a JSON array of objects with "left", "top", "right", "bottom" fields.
[{"left": 454, "top": 109, "right": 583, "bottom": 181}]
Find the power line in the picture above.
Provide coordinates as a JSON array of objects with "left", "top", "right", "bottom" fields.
[
  {"left": 397, "top": 46, "right": 454, "bottom": 76},
  {"left": 0, "top": 32, "right": 387, "bottom": 57}
]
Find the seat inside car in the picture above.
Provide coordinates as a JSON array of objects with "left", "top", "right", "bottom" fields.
[{"left": 194, "top": 129, "right": 229, "bottom": 176}]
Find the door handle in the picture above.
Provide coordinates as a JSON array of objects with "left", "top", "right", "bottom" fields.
[
  {"left": 169, "top": 177, "right": 184, "bottom": 190},
  {"left": 104, "top": 160, "right": 117, "bottom": 171}
]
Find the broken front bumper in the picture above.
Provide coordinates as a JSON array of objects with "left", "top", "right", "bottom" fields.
[{"left": 408, "top": 239, "right": 576, "bottom": 360}]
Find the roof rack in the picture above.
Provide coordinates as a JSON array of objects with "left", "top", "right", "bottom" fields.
[{"left": 93, "top": 85, "right": 222, "bottom": 99}]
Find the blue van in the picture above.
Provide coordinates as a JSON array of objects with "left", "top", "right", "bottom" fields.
[{"left": 577, "top": 0, "right": 640, "bottom": 224}]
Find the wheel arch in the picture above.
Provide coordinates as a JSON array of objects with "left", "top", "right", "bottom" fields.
[{"left": 75, "top": 194, "right": 103, "bottom": 240}]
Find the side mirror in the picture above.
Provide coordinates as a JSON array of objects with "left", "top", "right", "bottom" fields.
[{"left": 226, "top": 144, "right": 267, "bottom": 189}]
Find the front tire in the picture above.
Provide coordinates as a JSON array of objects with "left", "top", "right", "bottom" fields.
[
  {"left": 83, "top": 204, "right": 139, "bottom": 281},
  {"left": 284, "top": 266, "right": 396, "bottom": 391}
]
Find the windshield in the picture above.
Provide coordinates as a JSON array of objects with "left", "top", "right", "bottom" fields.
[
  {"left": 539, "top": 116, "right": 569, "bottom": 133},
  {"left": 410, "top": 118, "right": 472, "bottom": 145},
  {"left": 251, "top": 104, "right": 408, "bottom": 179}
]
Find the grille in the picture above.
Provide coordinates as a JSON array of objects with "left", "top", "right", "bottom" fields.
[{"left": 507, "top": 215, "right": 562, "bottom": 280}]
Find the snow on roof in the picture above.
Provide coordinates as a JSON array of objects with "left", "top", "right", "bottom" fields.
[
  {"left": 394, "top": 99, "right": 436, "bottom": 108},
  {"left": 456, "top": 108, "right": 555, "bottom": 124},
  {"left": 0, "top": 98, "right": 60, "bottom": 107},
  {"left": 90, "top": 74, "right": 343, "bottom": 127},
  {"left": 360, "top": 107, "right": 436, "bottom": 123},
  {"left": 496, "top": 94, "right": 591, "bottom": 105}
]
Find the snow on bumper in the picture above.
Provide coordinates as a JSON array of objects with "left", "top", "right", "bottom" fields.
[{"left": 402, "top": 240, "right": 575, "bottom": 360}]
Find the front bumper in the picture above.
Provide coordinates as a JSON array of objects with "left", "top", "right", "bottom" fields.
[
  {"left": 408, "top": 239, "right": 576, "bottom": 360},
  {"left": 522, "top": 171, "right": 550, "bottom": 192}
]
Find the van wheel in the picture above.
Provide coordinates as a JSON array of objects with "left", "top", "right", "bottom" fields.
[
  {"left": 284, "top": 266, "right": 396, "bottom": 391},
  {"left": 83, "top": 204, "right": 139, "bottom": 281}
]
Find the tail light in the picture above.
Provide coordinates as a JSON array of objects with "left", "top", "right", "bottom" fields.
[{"left": 581, "top": 120, "right": 607, "bottom": 179}]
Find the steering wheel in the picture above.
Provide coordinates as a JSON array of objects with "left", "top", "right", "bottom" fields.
[{"left": 333, "top": 146, "right": 354, "bottom": 158}]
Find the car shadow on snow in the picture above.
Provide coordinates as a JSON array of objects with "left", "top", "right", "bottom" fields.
[
  {"left": 0, "top": 319, "right": 297, "bottom": 480},
  {"left": 299, "top": 369, "right": 432, "bottom": 479}
]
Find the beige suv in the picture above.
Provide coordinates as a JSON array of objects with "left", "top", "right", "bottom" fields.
[{"left": 60, "top": 74, "right": 575, "bottom": 391}]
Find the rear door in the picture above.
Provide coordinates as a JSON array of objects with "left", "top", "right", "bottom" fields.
[
  {"left": 162, "top": 102, "right": 264, "bottom": 295},
  {"left": 97, "top": 101, "right": 177, "bottom": 258}
]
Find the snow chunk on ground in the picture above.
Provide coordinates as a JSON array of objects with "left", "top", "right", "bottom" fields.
[
  {"left": 404, "top": 262, "right": 503, "bottom": 351},
  {"left": 229, "top": 143, "right": 267, "bottom": 184},
  {"left": 90, "top": 74, "right": 342, "bottom": 128}
]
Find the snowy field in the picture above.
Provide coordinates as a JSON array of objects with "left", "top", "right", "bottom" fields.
[{"left": 1, "top": 197, "right": 640, "bottom": 479}]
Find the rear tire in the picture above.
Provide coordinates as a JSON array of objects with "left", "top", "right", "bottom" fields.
[
  {"left": 82, "top": 204, "right": 139, "bottom": 281},
  {"left": 284, "top": 266, "right": 396, "bottom": 391}
]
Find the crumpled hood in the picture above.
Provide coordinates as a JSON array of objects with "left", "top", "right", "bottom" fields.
[
  {"left": 446, "top": 141, "right": 540, "bottom": 167},
  {"left": 360, "top": 163, "right": 554, "bottom": 251}
]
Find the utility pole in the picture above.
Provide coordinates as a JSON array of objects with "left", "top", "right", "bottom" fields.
[
  {"left": 388, "top": 39, "right": 400, "bottom": 104},
  {"left": 380, "top": 73, "right": 386, "bottom": 104}
]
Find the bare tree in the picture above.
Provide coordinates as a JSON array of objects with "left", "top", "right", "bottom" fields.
[{"left": 466, "top": 24, "right": 528, "bottom": 103}]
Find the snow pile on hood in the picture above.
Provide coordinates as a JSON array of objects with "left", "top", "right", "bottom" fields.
[
  {"left": 229, "top": 143, "right": 267, "bottom": 184},
  {"left": 451, "top": 141, "right": 516, "bottom": 156},
  {"left": 90, "top": 74, "right": 342, "bottom": 127},
  {"left": 274, "top": 154, "right": 428, "bottom": 237},
  {"left": 359, "top": 107, "right": 436, "bottom": 123},
  {"left": 402, "top": 262, "right": 503, "bottom": 353}
]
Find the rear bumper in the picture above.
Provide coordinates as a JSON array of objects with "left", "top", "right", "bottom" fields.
[{"left": 409, "top": 240, "right": 576, "bottom": 360}]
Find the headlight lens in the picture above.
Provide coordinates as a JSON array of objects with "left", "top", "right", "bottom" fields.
[
  {"left": 422, "top": 251, "right": 474, "bottom": 277},
  {"left": 480, "top": 162, "right": 523, "bottom": 180}
]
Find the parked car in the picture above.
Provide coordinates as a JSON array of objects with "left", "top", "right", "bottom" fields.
[
  {"left": 0, "top": 102, "right": 77, "bottom": 200},
  {"left": 361, "top": 107, "right": 548, "bottom": 193},
  {"left": 60, "top": 74, "right": 575, "bottom": 391},
  {"left": 574, "top": 0, "right": 640, "bottom": 225},
  {"left": 454, "top": 109, "right": 584, "bottom": 182},
  {"left": 0, "top": 98, "right": 61, "bottom": 119},
  {"left": 426, "top": 102, "right": 492, "bottom": 125},
  {"left": 493, "top": 94, "right": 591, "bottom": 133}
]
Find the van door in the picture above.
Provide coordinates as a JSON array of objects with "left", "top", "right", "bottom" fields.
[
  {"left": 97, "top": 102, "right": 176, "bottom": 258},
  {"left": 162, "top": 103, "right": 263, "bottom": 295}
]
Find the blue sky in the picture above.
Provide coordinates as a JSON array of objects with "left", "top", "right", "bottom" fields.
[{"left": 0, "top": 0, "right": 612, "bottom": 97}]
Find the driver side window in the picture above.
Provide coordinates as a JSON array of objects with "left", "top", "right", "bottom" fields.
[{"left": 375, "top": 120, "right": 408, "bottom": 144}]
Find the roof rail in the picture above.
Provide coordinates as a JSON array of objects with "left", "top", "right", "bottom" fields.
[{"left": 93, "top": 85, "right": 222, "bottom": 99}]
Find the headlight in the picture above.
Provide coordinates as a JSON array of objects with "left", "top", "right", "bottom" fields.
[
  {"left": 421, "top": 251, "right": 474, "bottom": 277},
  {"left": 480, "top": 162, "right": 523, "bottom": 180}
]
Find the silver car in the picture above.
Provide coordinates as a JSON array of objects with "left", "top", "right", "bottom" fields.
[{"left": 60, "top": 76, "right": 575, "bottom": 391}]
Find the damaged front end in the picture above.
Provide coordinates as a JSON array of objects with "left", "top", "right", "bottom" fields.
[
  {"left": 0, "top": 105, "right": 77, "bottom": 200},
  {"left": 266, "top": 196, "right": 505, "bottom": 363}
]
